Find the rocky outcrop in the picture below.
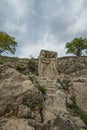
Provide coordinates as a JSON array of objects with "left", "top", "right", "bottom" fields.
[
  {"left": 58, "top": 56, "right": 87, "bottom": 74},
  {"left": 0, "top": 55, "right": 87, "bottom": 130},
  {"left": 0, "top": 67, "right": 44, "bottom": 130},
  {"left": 38, "top": 78, "right": 87, "bottom": 130},
  {"left": 71, "top": 73, "right": 87, "bottom": 112},
  {"left": 0, "top": 68, "right": 34, "bottom": 116},
  {"left": 0, "top": 118, "right": 34, "bottom": 130}
]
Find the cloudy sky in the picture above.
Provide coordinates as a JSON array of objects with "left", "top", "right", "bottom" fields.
[{"left": 0, "top": 0, "right": 87, "bottom": 58}]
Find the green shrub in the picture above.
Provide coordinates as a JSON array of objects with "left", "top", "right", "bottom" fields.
[
  {"left": 28, "top": 75, "right": 34, "bottom": 82},
  {"left": 11, "top": 57, "right": 19, "bottom": 62},
  {"left": 57, "top": 77, "right": 70, "bottom": 90},
  {"left": 62, "top": 78, "right": 70, "bottom": 87},
  {"left": 22, "top": 97, "right": 28, "bottom": 106},
  {"left": 28, "top": 75, "right": 46, "bottom": 95},
  {"left": 65, "top": 70, "right": 70, "bottom": 75},
  {"left": 16, "top": 64, "right": 26, "bottom": 74},
  {"left": 28, "top": 59, "right": 38, "bottom": 75},
  {"left": 5, "top": 104, "right": 13, "bottom": 114},
  {"left": 0, "top": 61, "right": 3, "bottom": 64},
  {"left": 16, "top": 64, "right": 25, "bottom": 71},
  {"left": 28, "top": 75, "right": 38, "bottom": 84},
  {"left": 30, "top": 99, "right": 43, "bottom": 111},
  {"left": 38, "top": 85, "right": 46, "bottom": 95},
  {"left": 22, "top": 97, "right": 43, "bottom": 111},
  {"left": 16, "top": 64, "right": 27, "bottom": 75}
]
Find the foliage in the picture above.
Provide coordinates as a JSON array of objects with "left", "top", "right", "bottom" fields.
[
  {"left": 28, "top": 58, "right": 38, "bottom": 75},
  {"left": 0, "top": 32, "right": 17, "bottom": 54},
  {"left": 28, "top": 75, "right": 35, "bottom": 83},
  {"left": 57, "top": 77, "right": 70, "bottom": 90},
  {"left": 30, "top": 99, "right": 43, "bottom": 111},
  {"left": 0, "top": 61, "right": 3, "bottom": 64},
  {"left": 10, "top": 57, "right": 19, "bottom": 62},
  {"left": 16, "top": 64, "right": 27, "bottom": 75},
  {"left": 16, "top": 64, "right": 25, "bottom": 72},
  {"left": 5, "top": 104, "right": 13, "bottom": 114},
  {"left": 22, "top": 96, "right": 43, "bottom": 111},
  {"left": 65, "top": 37, "right": 87, "bottom": 56},
  {"left": 65, "top": 70, "right": 70, "bottom": 75},
  {"left": 29, "top": 75, "right": 46, "bottom": 95},
  {"left": 38, "top": 85, "right": 46, "bottom": 95}
]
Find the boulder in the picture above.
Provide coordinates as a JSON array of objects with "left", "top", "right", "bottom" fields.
[
  {"left": 0, "top": 68, "right": 43, "bottom": 119},
  {"left": 0, "top": 117, "right": 34, "bottom": 130}
]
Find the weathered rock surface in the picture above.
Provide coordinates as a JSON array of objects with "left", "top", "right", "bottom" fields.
[
  {"left": 58, "top": 56, "right": 87, "bottom": 74},
  {"left": 58, "top": 56, "right": 87, "bottom": 112},
  {"left": 0, "top": 68, "right": 35, "bottom": 116},
  {"left": 72, "top": 75, "right": 87, "bottom": 112},
  {"left": 0, "top": 55, "right": 87, "bottom": 130},
  {"left": 38, "top": 50, "right": 58, "bottom": 79},
  {"left": 0, "top": 67, "right": 44, "bottom": 129},
  {"left": 0, "top": 117, "right": 34, "bottom": 130}
]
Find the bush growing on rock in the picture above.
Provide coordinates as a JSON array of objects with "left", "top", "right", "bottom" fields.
[
  {"left": 57, "top": 77, "right": 71, "bottom": 90},
  {"left": 28, "top": 58, "right": 38, "bottom": 75},
  {"left": 38, "top": 85, "right": 46, "bottom": 95}
]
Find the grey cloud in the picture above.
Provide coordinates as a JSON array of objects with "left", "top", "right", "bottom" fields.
[
  {"left": 42, "top": 0, "right": 87, "bottom": 44},
  {"left": 0, "top": 0, "right": 87, "bottom": 57},
  {"left": 33, "top": 0, "right": 87, "bottom": 57}
]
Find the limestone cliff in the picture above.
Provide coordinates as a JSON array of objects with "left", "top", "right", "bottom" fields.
[{"left": 0, "top": 53, "right": 87, "bottom": 130}]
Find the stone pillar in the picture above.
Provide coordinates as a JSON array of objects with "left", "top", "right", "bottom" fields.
[{"left": 38, "top": 50, "right": 58, "bottom": 79}]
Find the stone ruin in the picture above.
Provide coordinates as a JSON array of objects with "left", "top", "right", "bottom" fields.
[{"left": 38, "top": 50, "right": 58, "bottom": 79}]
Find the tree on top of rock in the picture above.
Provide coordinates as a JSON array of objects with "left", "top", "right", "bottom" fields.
[
  {"left": 65, "top": 37, "right": 87, "bottom": 56},
  {"left": 0, "top": 32, "right": 17, "bottom": 55}
]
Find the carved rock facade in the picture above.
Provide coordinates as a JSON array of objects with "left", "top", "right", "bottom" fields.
[{"left": 38, "top": 50, "right": 58, "bottom": 79}]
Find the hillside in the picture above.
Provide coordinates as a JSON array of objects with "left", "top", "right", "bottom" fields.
[{"left": 0, "top": 54, "right": 87, "bottom": 130}]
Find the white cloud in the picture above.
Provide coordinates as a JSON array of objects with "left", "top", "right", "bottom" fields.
[
  {"left": 0, "top": 0, "right": 87, "bottom": 57},
  {"left": 18, "top": 32, "right": 66, "bottom": 58}
]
